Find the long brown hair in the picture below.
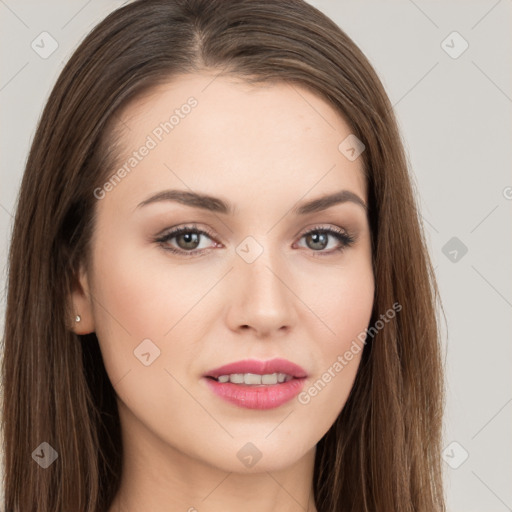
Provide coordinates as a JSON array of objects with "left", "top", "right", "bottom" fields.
[{"left": 1, "top": 1, "right": 445, "bottom": 510}]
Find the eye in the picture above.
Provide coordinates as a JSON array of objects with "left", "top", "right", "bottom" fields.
[
  {"left": 295, "top": 225, "right": 356, "bottom": 255},
  {"left": 154, "top": 224, "right": 219, "bottom": 258}
]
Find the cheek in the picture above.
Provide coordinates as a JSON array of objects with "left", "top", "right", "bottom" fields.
[
  {"left": 91, "top": 229, "right": 196, "bottom": 333},
  {"left": 88, "top": 236, "right": 226, "bottom": 383},
  {"left": 303, "top": 249, "right": 374, "bottom": 348},
  {"left": 87, "top": 237, "right": 170, "bottom": 381},
  {"left": 297, "top": 255, "right": 374, "bottom": 422},
  {"left": 326, "top": 258, "right": 374, "bottom": 367}
]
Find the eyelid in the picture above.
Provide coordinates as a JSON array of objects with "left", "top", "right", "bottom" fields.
[
  {"left": 154, "top": 223, "right": 217, "bottom": 242},
  {"left": 296, "top": 223, "right": 351, "bottom": 239}
]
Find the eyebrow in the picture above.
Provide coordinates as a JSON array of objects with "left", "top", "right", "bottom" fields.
[{"left": 135, "top": 189, "right": 367, "bottom": 215}]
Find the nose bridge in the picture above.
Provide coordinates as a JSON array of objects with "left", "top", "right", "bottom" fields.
[
  {"left": 230, "top": 235, "right": 297, "bottom": 332},
  {"left": 239, "top": 240, "right": 287, "bottom": 301}
]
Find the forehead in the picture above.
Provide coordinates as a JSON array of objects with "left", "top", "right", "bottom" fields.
[
  {"left": 103, "top": 73, "right": 367, "bottom": 214},
  {"left": 120, "top": 73, "right": 356, "bottom": 148}
]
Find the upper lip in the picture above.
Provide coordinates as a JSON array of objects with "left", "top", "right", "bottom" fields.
[{"left": 204, "top": 358, "right": 308, "bottom": 379}]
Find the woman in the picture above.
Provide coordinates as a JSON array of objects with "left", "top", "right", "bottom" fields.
[{"left": 1, "top": 0, "right": 445, "bottom": 510}]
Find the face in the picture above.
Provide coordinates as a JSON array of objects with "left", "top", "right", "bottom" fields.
[{"left": 72, "top": 73, "right": 374, "bottom": 474}]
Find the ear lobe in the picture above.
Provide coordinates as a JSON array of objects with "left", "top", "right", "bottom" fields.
[{"left": 69, "top": 264, "right": 95, "bottom": 335}]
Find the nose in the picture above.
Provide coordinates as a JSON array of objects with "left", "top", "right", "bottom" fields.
[{"left": 225, "top": 248, "right": 298, "bottom": 338}]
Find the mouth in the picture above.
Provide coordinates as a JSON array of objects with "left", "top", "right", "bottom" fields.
[{"left": 202, "top": 358, "right": 308, "bottom": 410}]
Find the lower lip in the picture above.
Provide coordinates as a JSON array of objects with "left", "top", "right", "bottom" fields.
[{"left": 203, "top": 377, "right": 306, "bottom": 410}]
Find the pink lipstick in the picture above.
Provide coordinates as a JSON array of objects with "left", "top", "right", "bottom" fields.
[{"left": 203, "top": 358, "right": 307, "bottom": 410}]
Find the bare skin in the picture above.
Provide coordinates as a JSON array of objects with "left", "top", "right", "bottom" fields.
[{"left": 71, "top": 72, "right": 374, "bottom": 512}]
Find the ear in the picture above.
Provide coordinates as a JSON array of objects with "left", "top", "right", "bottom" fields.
[{"left": 69, "top": 263, "right": 95, "bottom": 335}]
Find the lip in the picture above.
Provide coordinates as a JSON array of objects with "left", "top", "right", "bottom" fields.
[
  {"left": 203, "top": 358, "right": 308, "bottom": 410},
  {"left": 204, "top": 358, "right": 308, "bottom": 379}
]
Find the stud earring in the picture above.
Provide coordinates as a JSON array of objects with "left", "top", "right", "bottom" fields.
[{"left": 75, "top": 315, "right": 81, "bottom": 323}]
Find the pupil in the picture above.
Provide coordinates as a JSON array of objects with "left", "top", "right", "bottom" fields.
[
  {"left": 308, "top": 232, "right": 327, "bottom": 250},
  {"left": 178, "top": 232, "right": 199, "bottom": 249}
]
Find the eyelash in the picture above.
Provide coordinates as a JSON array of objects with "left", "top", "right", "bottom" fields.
[{"left": 154, "top": 223, "right": 356, "bottom": 258}]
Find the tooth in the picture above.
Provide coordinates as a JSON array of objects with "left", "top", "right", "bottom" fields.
[
  {"left": 229, "top": 373, "right": 244, "bottom": 384},
  {"left": 218, "top": 372, "right": 292, "bottom": 385},
  {"left": 261, "top": 373, "right": 278, "bottom": 385},
  {"left": 244, "top": 373, "right": 262, "bottom": 385}
]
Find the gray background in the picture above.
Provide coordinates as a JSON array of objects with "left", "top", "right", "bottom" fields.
[{"left": 1, "top": 1, "right": 511, "bottom": 510}]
